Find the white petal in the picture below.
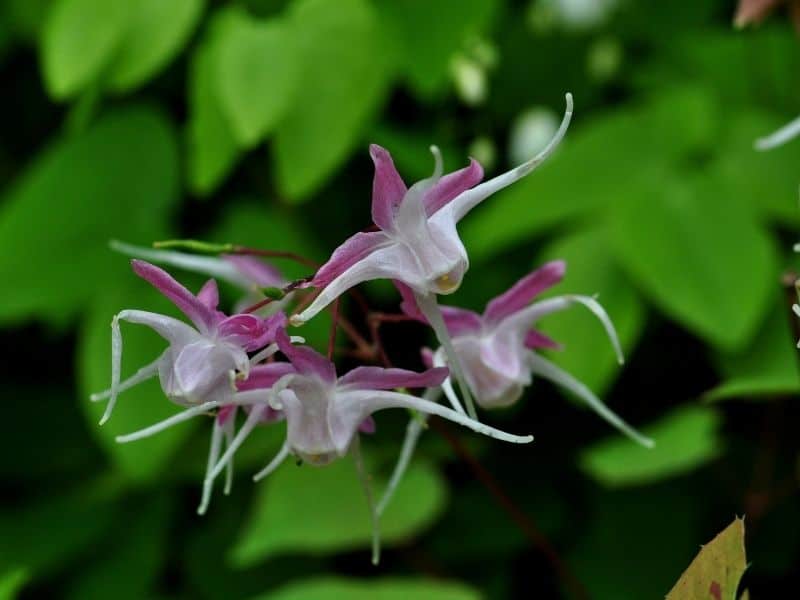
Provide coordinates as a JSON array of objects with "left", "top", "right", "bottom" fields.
[{"left": 755, "top": 114, "right": 800, "bottom": 151}]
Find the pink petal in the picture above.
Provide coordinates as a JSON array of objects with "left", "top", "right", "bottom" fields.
[
  {"left": 395, "top": 280, "right": 482, "bottom": 336},
  {"left": 358, "top": 416, "right": 376, "bottom": 434},
  {"left": 131, "top": 260, "right": 217, "bottom": 334},
  {"left": 276, "top": 328, "right": 336, "bottom": 383},
  {"left": 339, "top": 366, "right": 449, "bottom": 391},
  {"left": 483, "top": 261, "right": 566, "bottom": 325},
  {"left": 525, "top": 329, "right": 561, "bottom": 350},
  {"left": 423, "top": 158, "right": 483, "bottom": 216},
  {"left": 420, "top": 347, "right": 435, "bottom": 369},
  {"left": 218, "top": 312, "right": 286, "bottom": 351},
  {"left": 237, "top": 362, "right": 297, "bottom": 391},
  {"left": 312, "top": 231, "right": 391, "bottom": 288},
  {"left": 223, "top": 255, "right": 285, "bottom": 287},
  {"left": 197, "top": 279, "right": 220, "bottom": 310},
  {"left": 370, "top": 144, "right": 408, "bottom": 230}
]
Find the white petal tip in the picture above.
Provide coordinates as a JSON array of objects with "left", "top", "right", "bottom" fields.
[
  {"left": 98, "top": 417, "right": 109, "bottom": 426},
  {"left": 89, "top": 394, "right": 101, "bottom": 402},
  {"left": 564, "top": 92, "right": 573, "bottom": 110},
  {"left": 641, "top": 437, "right": 656, "bottom": 449},
  {"left": 289, "top": 315, "right": 305, "bottom": 327}
]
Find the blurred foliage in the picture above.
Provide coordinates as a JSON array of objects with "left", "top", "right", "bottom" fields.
[{"left": 2, "top": 0, "right": 800, "bottom": 598}]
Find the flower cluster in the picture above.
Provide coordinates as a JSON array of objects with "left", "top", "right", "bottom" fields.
[{"left": 92, "top": 93, "right": 651, "bottom": 564}]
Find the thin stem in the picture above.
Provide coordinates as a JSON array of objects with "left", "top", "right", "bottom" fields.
[
  {"left": 414, "top": 291, "right": 478, "bottom": 419},
  {"left": 232, "top": 245, "right": 319, "bottom": 270},
  {"left": 352, "top": 435, "right": 381, "bottom": 565},
  {"left": 428, "top": 418, "right": 589, "bottom": 600}
]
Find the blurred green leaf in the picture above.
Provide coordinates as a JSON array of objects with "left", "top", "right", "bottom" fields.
[
  {"left": 40, "top": 0, "right": 128, "bottom": 99},
  {"left": 538, "top": 228, "right": 646, "bottom": 395},
  {"left": 187, "top": 9, "right": 243, "bottom": 196},
  {"left": 712, "top": 110, "right": 800, "bottom": 227},
  {"left": 215, "top": 11, "right": 297, "bottom": 147},
  {"left": 377, "top": 0, "right": 496, "bottom": 98},
  {"left": 78, "top": 280, "right": 199, "bottom": 482},
  {"left": 568, "top": 482, "right": 703, "bottom": 599},
  {"left": 0, "top": 480, "right": 118, "bottom": 577},
  {"left": 706, "top": 297, "right": 800, "bottom": 402},
  {"left": 462, "top": 87, "right": 719, "bottom": 261},
  {"left": 254, "top": 577, "right": 481, "bottom": 600},
  {"left": 274, "top": 0, "right": 396, "bottom": 201},
  {"left": 65, "top": 496, "right": 170, "bottom": 600},
  {"left": 609, "top": 175, "right": 777, "bottom": 350},
  {"left": 0, "top": 106, "right": 178, "bottom": 325},
  {"left": 666, "top": 518, "right": 747, "bottom": 600},
  {"left": 106, "top": 0, "right": 205, "bottom": 93},
  {"left": 0, "top": 568, "right": 29, "bottom": 600},
  {"left": 580, "top": 405, "right": 722, "bottom": 487},
  {"left": 230, "top": 453, "right": 446, "bottom": 566}
]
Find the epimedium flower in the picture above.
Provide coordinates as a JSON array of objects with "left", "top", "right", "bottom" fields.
[
  {"left": 394, "top": 262, "right": 653, "bottom": 447},
  {"left": 90, "top": 259, "right": 286, "bottom": 425},
  {"left": 245, "top": 329, "right": 534, "bottom": 564},
  {"left": 291, "top": 93, "right": 573, "bottom": 418},
  {"left": 292, "top": 94, "right": 573, "bottom": 325}
]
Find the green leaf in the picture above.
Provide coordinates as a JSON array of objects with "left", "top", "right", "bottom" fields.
[
  {"left": 274, "top": 0, "right": 396, "bottom": 201},
  {"left": 252, "top": 577, "right": 481, "bottom": 600},
  {"left": 187, "top": 9, "right": 243, "bottom": 196},
  {"left": 0, "top": 568, "right": 29, "bottom": 600},
  {"left": 230, "top": 453, "right": 447, "bottom": 566},
  {"left": 0, "top": 106, "right": 178, "bottom": 325},
  {"left": 711, "top": 110, "right": 800, "bottom": 227},
  {"left": 580, "top": 405, "right": 722, "bottom": 487},
  {"left": 377, "top": 0, "right": 496, "bottom": 98},
  {"left": 666, "top": 518, "right": 747, "bottom": 600},
  {"left": 215, "top": 12, "right": 297, "bottom": 147},
  {"left": 65, "top": 497, "right": 171, "bottom": 600},
  {"left": 705, "top": 297, "right": 800, "bottom": 402},
  {"left": 78, "top": 280, "right": 200, "bottom": 482},
  {"left": 538, "top": 228, "right": 646, "bottom": 395},
  {"left": 106, "top": 0, "right": 205, "bottom": 93},
  {"left": 609, "top": 175, "right": 777, "bottom": 350},
  {"left": 568, "top": 482, "right": 704, "bottom": 599},
  {"left": 0, "top": 479, "right": 118, "bottom": 576},
  {"left": 40, "top": 0, "right": 128, "bottom": 99},
  {"left": 461, "top": 86, "right": 719, "bottom": 261}
]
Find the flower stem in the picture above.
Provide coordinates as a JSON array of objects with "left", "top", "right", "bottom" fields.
[{"left": 351, "top": 435, "right": 380, "bottom": 565}]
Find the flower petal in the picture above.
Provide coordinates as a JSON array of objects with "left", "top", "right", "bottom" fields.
[
  {"left": 333, "top": 389, "right": 533, "bottom": 447},
  {"left": 117, "top": 309, "right": 202, "bottom": 347},
  {"left": 131, "top": 260, "right": 218, "bottom": 334},
  {"left": 358, "top": 416, "right": 376, "bottom": 433},
  {"left": 237, "top": 362, "right": 297, "bottom": 391},
  {"left": 524, "top": 329, "right": 561, "bottom": 350},
  {"left": 370, "top": 144, "right": 408, "bottom": 230},
  {"left": 754, "top": 113, "right": 800, "bottom": 151},
  {"left": 442, "top": 93, "right": 573, "bottom": 223},
  {"left": 395, "top": 280, "right": 482, "bottom": 336},
  {"left": 218, "top": 311, "right": 286, "bottom": 351},
  {"left": 276, "top": 328, "right": 337, "bottom": 383},
  {"left": 311, "top": 231, "right": 392, "bottom": 288},
  {"left": 483, "top": 260, "right": 566, "bottom": 324},
  {"left": 295, "top": 242, "right": 419, "bottom": 324},
  {"left": 173, "top": 341, "right": 244, "bottom": 401},
  {"left": 223, "top": 255, "right": 285, "bottom": 287},
  {"left": 197, "top": 279, "right": 220, "bottom": 310},
  {"left": 339, "top": 366, "right": 448, "bottom": 391},
  {"left": 423, "top": 158, "right": 483, "bottom": 216}
]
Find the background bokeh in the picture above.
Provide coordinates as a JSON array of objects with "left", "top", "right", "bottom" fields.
[{"left": 1, "top": 0, "right": 799, "bottom": 598}]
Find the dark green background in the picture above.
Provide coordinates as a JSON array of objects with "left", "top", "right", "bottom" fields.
[{"left": 1, "top": 0, "right": 798, "bottom": 598}]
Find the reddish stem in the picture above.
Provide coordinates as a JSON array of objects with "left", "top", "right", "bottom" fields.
[
  {"left": 232, "top": 245, "right": 319, "bottom": 270},
  {"left": 328, "top": 298, "right": 340, "bottom": 360}
]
